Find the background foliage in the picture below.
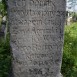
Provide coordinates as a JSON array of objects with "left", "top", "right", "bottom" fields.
[
  {"left": 0, "top": 34, "right": 11, "bottom": 77},
  {"left": 0, "top": 0, "right": 11, "bottom": 77},
  {"left": 61, "top": 22, "right": 77, "bottom": 77}
]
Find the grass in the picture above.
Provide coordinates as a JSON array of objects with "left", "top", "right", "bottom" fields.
[
  {"left": 61, "top": 22, "right": 77, "bottom": 77},
  {"left": 64, "top": 22, "right": 77, "bottom": 60},
  {"left": 0, "top": 34, "right": 11, "bottom": 77},
  {"left": 0, "top": 15, "right": 2, "bottom": 28}
]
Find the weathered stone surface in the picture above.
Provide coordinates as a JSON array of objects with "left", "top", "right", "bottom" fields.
[{"left": 7, "top": 0, "right": 66, "bottom": 77}]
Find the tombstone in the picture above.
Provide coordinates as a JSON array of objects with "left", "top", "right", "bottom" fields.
[
  {"left": 0, "top": 21, "right": 6, "bottom": 37},
  {"left": 67, "top": 16, "right": 72, "bottom": 25},
  {"left": 0, "top": 20, "right": 7, "bottom": 40},
  {"left": 2, "top": 16, "right": 7, "bottom": 23},
  {"left": 7, "top": 0, "right": 66, "bottom": 77}
]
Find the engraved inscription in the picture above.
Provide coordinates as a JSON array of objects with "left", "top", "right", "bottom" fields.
[{"left": 8, "top": 0, "right": 66, "bottom": 77}]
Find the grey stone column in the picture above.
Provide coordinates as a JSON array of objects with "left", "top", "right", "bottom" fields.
[{"left": 7, "top": 0, "right": 66, "bottom": 77}]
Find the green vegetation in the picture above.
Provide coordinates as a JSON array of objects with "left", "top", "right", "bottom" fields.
[
  {"left": 0, "top": 0, "right": 7, "bottom": 28},
  {"left": 0, "top": 0, "right": 7, "bottom": 16},
  {"left": 61, "top": 22, "right": 77, "bottom": 77},
  {"left": 0, "top": 1, "right": 11, "bottom": 75},
  {"left": 0, "top": 34, "right": 11, "bottom": 77}
]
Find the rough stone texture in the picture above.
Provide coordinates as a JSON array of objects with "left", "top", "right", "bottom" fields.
[{"left": 7, "top": 0, "right": 66, "bottom": 77}]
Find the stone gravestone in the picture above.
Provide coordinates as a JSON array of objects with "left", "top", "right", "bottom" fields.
[{"left": 7, "top": 0, "right": 66, "bottom": 77}]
